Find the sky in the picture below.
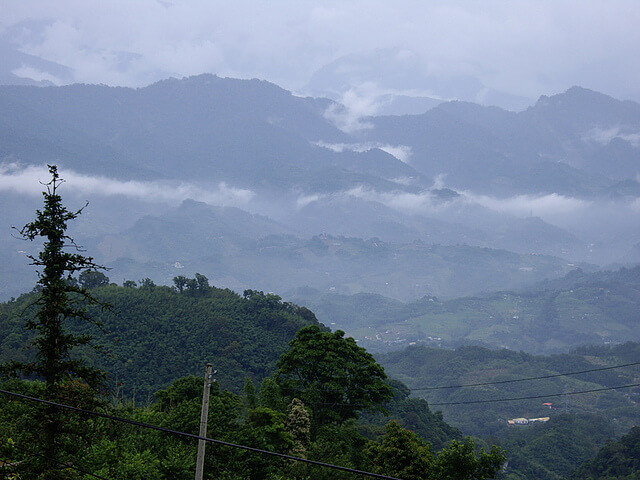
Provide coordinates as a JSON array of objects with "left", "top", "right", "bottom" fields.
[{"left": 2, "top": 0, "right": 640, "bottom": 107}]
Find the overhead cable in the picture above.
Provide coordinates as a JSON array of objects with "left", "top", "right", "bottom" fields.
[
  {"left": 428, "top": 383, "right": 640, "bottom": 406},
  {"left": 280, "top": 362, "right": 640, "bottom": 396},
  {"left": 295, "top": 383, "right": 640, "bottom": 409},
  {"left": 410, "top": 361, "right": 640, "bottom": 391},
  {"left": 0, "top": 388, "right": 404, "bottom": 480}
]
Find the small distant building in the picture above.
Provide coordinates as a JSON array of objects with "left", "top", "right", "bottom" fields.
[
  {"left": 529, "top": 417, "right": 550, "bottom": 423},
  {"left": 507, "top": 416, "right": 550, "bottom": 426},
  {"left": 507, "top": 418, "right": 529, "bottom": 425}
]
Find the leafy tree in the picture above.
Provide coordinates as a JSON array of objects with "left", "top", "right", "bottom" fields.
[
  {"left": 173, "top": 273, "right": 211, "bottom": 296},
  {"left": 195, "top": 272, "right": 210, "bottom": 291},
  {"left": 285, "top": 398, "right": 311, "bottom": 456},
  {"left": 85, "top": 439, "right": 163, "bottom": 480},
  {"left": 431, "top": 438, "right": 505, "bottom": 480},
  {"left": 243, "top": 406, "right": 293, "bottom": 453},
  {"left": 140, "top": 277, "right": 156, "bottom": 289},
  {"left": 5, "top": 165, "right": 108, "bottom": 478},
  {"left": 78, "top": 269, "right": 110, "bottom": 289},
  {"left": 306, "top": 421, "right": 370, "bottom": 480},
  {"left": 366, "top": 421, "right": 434, "bottom": 480},
  {"left": 243, "top": 377, "right": 257, "bottom": 411},
  {"left": 173, "top": 275, "right": 188, "bottom": 292},
  {"left": 276, "top": 325, "right": 393, "bottom": 427},
  {"left": 258, "top": 376, "right": 287, "bottom": 413},
  {"left": 367, "top": 421, "right": 505, "bottom": 480}
]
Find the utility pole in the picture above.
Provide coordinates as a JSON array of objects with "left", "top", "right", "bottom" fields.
[{"left": 195, "top": 363, "right": 215, "bottom": 480}]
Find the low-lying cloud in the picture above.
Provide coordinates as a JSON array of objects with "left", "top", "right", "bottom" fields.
[
  {"left": 298, "top": 183, "right": 603, "bottom": 227},
  {"left": 583, "top": 126, "right": 640, "bottom": 147},
  {"left": 344, "top": 185, "right": 453, "bottom": 213},
  {"left": 314, "top": 141, "right": 412, "bottom": 163},
  {"left": 467, "top": 192, "right": 592, "bottom": 219},
  {"left": 0, "top": 163, "right": 255, "bottom": 207},
  {"left": 323, "top": 89, "right": 378, "bottom": 133}
]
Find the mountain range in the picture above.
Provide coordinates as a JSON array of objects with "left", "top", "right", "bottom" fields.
[{"left": 1, "top": 75, "right": 639, "bottom": 301}]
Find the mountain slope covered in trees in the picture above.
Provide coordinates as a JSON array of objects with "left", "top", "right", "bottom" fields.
[
  {"left": 571, "top": 426, "right": 640, "bottom": 480},
  {"left": 0, "top": 279, "right": 320, "bottom": 398},
  {"left": 0, "top": 277, "right": 498, "bottom": 479},
  {"left": 293, "top": 265, "right": 640, "bottom": 354},
  {"left": 378, "top": 342, "right": 640, "bottom": 480}
]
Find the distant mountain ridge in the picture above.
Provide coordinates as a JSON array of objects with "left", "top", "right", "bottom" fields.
[
  {"left": 365, "top": 86, "right": 640, "bottom": 197},
  {"left": 1, "top": 77, "right": 638, "bottom": 196},
  {"left": 1, "top": 75, "right": 639, "bottom": 300},
  {"left": 0, "top": 75, "right": 419, "bottom": 191}
]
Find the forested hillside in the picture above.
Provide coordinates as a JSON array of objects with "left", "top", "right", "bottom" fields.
[
  {"left": 378, "top": 342, "right": 640, "bottom": 480},
  {"left": 0, "top": 277, "right": 320, "bottom": 398},
  {"left": 3, "top": 276, "right": 635, "bottom": 479},
  {"left": 571, "top": 426, "right": 640, "bottom": 480},
  {"left": 293, "top": 265, "right": 640, "bottom": 354},
  {"left": 0, "top": 282, "right": 501, "bottom": 480}
]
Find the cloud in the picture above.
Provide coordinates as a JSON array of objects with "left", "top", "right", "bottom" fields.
[
  {"left": 314, "top": 141, "right": 412, "bottom": 163},
  {"left": 377, "top": 145, "right": 412, "bottom": 163},
  {"left": 344, "top": 185, "right": 462, "bottom": 214},
  {"left": 323, "top": 88, "right": 379, "bottom": 133},
  {"left": 431, "top": 174, "right": 447, "bottom": 190},
  {"left": 0, "top": 163, "right": 255, "bottom": 207},
  {"left": 466, "top": 192, "right": 591, "bottom": 219},
  {"left": 296, "top": 193, "right": 326, "bottom": 209},
  {"left": 4, "top": 1, "right": 640, "bottom": 102},
  {"left": 583, "top": 126, "right": 640, "bottom": 147},
  {"left": 300, "top": 182, "right": 596, "bottom": 226},
  {"left": 11, "top": 65, "right": 64, "bottom": 84}
]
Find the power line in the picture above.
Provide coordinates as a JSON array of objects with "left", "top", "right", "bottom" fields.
[
  {"left": 294, "top": 383, "right": 640, "bottom": 409},
  {"left": 428, "top": 383, "right": 640, "bottom": 406},
  {"left": 409, "top": 361, "right": 640, "bottom": 391},
  {"left": 0, "top": 388, "right": 404, "bottom": 480},
  {"left": 280, "top": 362, "right": 640, "bottom": 397}
]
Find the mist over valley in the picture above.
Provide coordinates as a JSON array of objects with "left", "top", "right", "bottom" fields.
[{"left": 1, "top": 77, "right": 639, "bottom": 307}]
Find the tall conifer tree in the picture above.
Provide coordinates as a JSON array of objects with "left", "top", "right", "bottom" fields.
[{"left": 10, "top": 165, "right": 107, "bottom": 478}]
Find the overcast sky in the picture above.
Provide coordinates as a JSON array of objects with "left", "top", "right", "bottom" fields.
[{"left": 2, "top": 1, "right": 640, "bottom": 105}]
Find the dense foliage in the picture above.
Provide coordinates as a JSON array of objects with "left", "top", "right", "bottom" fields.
[
  {"left": 570, "top": 426, "right": 640, "bottom": 480},
  {"left": 1, "top": 278, "right": 636, "bottom": 479},
  {"left": 1, "top": 282, "right": 322, "bottom": 399},
  {"left": 0, "top": 351, "right": 502, "bottom": 479},
  {"left": 276, "top": 325, "right": 394, "bottom": 427},
  {"left": 1, "top": 271, "right": 489, "bottom": 479},
  {"left": 378, "top": 343, "right": 640, "bottom": 480}
]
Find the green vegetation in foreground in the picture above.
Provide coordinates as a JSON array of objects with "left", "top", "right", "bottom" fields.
[
  {"left": 0, "top": 374, "right": 504, "bottom": 480},
  {"left": 0, "top": 326, "right": 505, "bottom": 480}
]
